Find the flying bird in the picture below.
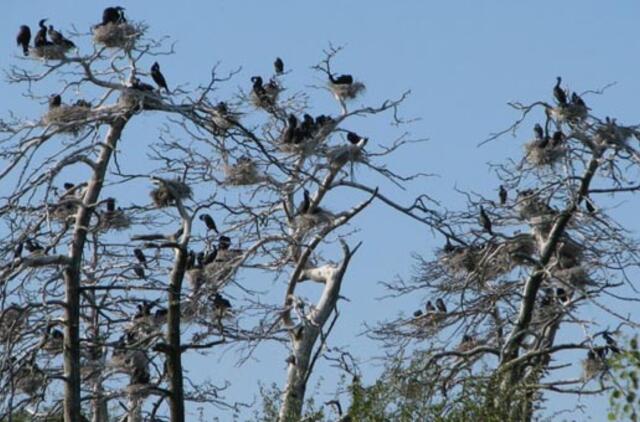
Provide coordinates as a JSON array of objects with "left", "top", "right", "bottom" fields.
[
  {"left": 16, "top": 25, "right": 31, "bottom": 56},
  {"left": 479, "top": 205, "right": 493, "bottom": 235},
  {"left": 274, "top": 57, "right": 284, "bottom": 74},
  {"left": 150, "top": 62, "right": 169, "bottom": 93},
  {"left": 499, "top": 185, "right": 507, "bottom": 205},
  {"left": 199, "top": 214, "right": 218, "bottom": 233},
  {"left": 553, "top": 76, "right": 567, "bottom": 105}
]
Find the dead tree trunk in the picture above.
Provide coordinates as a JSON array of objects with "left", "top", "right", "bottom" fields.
[
  {"left": 278, "top": 242, "right": 358, "bottom": 422},
  {"left": 62, "top": 115, "right": 129, "bottom": 421}
]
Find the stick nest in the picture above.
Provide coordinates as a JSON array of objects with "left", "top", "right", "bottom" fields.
[
  {"left": 97, "top": 209, "right": 131, "bottom": 232},
  {"left": 327, "top": 144, "right": 368, "bottom": 166},
  {"left": 524, "top": 140, "right": 566, "bottom": 166},
  {"left": 329, "top": 81, "right": 366, "bottom": 101},
  {"left": 223, "top": 158, "right": 261, "bottom": 186},
  {"left": 92, "top": 22, "right": 141, "bottom": 49},
  {"left": 295, "top": 210, "right": 334, "bottom": 232},
  {"left": 550, "top": 104, "right": 588, "bottom": 123},
  {"left": 43, "top": 105, "right": 92, "bottom": 134},
  {"left": 119, "top": 89, "right": 162, "bottom": 111},
  {"left": 150, "top": 179, "right": 192, "bottom": 208}
]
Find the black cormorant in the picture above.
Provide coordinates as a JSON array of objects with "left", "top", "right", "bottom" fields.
[
  {"left": 49, "top": 94, "right": 62, "bottom": 109},
  {"left": 213, "top": 293, "right": 232, "bottom": 313},
  {"left": 16, "top": 25, "right": 31, "bottom": 56},
  {"left": 435, "top": 298, "right": 447, "bottom": 314},
  {"left": 413, "top": 310, "right": 423, "bottom": 317},
  {"left": 553, "top": 76, "right": 567, "bottom": 105},
  {"left": 102, "top": 7, "right": 126, "bottom": 26},
  {"left": 150, "top": 62, "right": 169, "bottom": 93},
  {"left": 556, "top": 287, "right": 569, "bottom": 304},
  {"left": 603, "top": 331, "right": 620, "bottom": 354},
  {"left": 499, "top": 185, "right": 507, "bottom": 205},
  {"left": 203, "top": 247, "right": 218, "bottom": 265},
  {"left": 133, "top": 248, "right": 147, "bottom": 268},
  {"left": 130, "top": 77, "right": 155, "bottom": 92},
  {"left": 14, "top": 242, "right": 24, "bottom": 259},
  {"left": 479, "top": 205, "right": 492, "bottom": 235},
  {"left": 329, "top": 73, "right": 353, "bottom": 85},
  {"left": 133, "top": 265, "right": 145, "bottom": 279},
  {"left": 346, "top": 131, "right": 367, "bottom": 146},
  {"left": 25, "top": 239, "right": 44, "bottom": 253},
  {"left": 34, "top": 19, "right": 51, "bottom": 48},
  {"left": 48, "top": 25, "right": 75, "bottom": 48},
  {"left": 571, "top": 92, "right": 586, "bottom": 108},
  {"left": 299, "top": 189, "right": 312, "bottom": 214},
  {"left": 199, "top": 214, "right": 218, "bottom": 233},
  {"left": 533, "top": 123, "right": 544, "bottom": 141},
  {"left": 218, "top": 235, "right": 231, "bottom": 251},
  {"left": 251, "top": 76, "right": 264, "bottom": 92},
  {"left": 425, "top": 301, "right": 436, "bottom": 313},
  {"left": 551, "top": 130, "right": 564, "bottom": 147},
  {"left": 274, "top": 57, "right": 284, "bottom": 74},
  {"left": 187, "top": 250, "right": 196, "bottom": 269},
  {"left": 282, "top": 114, "right": 297, "bottom": 143},
  {"left": 106, "top": 197, "right": 116, "bottom": 212},
  {"left": 585, "top": 197, "right": 595, "bottom": 214}
]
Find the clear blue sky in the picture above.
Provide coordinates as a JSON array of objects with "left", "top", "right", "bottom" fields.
[{"left": 2, "top": 1, "right": 640, "bottom": 420}]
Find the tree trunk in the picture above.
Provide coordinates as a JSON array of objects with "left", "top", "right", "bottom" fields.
[
  {"left": 167, "top": 247, "right": 187, "bottom": 422},
  {"left": 62, "top": 116, "right": 129, "bottom": 421}
]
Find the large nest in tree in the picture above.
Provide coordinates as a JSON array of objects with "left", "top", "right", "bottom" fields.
[
  {"left": 502, "top": 233, "right": 537, "bottom": 266},
  {"left": 97, "top": 209, "right": 131, "bottom": 232},
  {"left": 92, "top": 22, "right": 140, "bottom": 49},
  {"left": 29, "top": 44, "right": 70, "bottom": 60},
  {"left": 0, "top": 306, "right": 26, "bottom": 343},
  {"left": 594, "top": 121, "right": 633, "bottom": 146},
  {"left": 223, "top": 158, "right": 262, "bottom": 186},
  {"left": 295, "top": 210, "right": 334, "bottom": 232},
  {"left": 187, "top": 251, "right": 242, "bottom": 294},
  {"left": 524, "top": 140, "right": 566, "bottom": 166},
  {"left": 552, "top": 266, "right": 592, "bottom": 290},
  {"left": 251, "top": 83, "right": 281, "bottom": 109},
  {"left": 150, "top": 179, "right": 192, "bottom": 208},
  {"left": 440, "top": 240, "right": 527, "bottom": 282},
  {"left": 14, "top": 366, "right": 45, "bottom": 397},
  {"left": 50, "top": 201, "right": 79, "bottom": 222},
  {"left": 582, "top": 351, "right": 607, "bottom": 381},
  {"left": 326, "top": 144, "right": 368, "bottom": 167},
  {"left": 118, "top": 89, "right": 162, "bottom": 111},
  {"left": 549, "top": 104, "right": 588, "bottom": 123},
  {"left": 43, "top": 104, "right": 92, "bottom": 134},
  {"left": 516, "top": 192, "right": 556, "bottom": 220},
  {"left": 410, "top": 311, "right": 446, "bottom": 334},
  {"left": 329, "top": 81, "right": 366, "bottom": 101}
]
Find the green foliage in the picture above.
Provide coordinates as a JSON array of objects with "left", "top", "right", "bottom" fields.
[{"left": 608, "top": 337, "right": 640, "bottom": 422}]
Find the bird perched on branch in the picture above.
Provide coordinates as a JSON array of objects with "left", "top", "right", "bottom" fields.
[
  {"left": 551, "top": 130, "right": 564, "bottom": 147},
  {"left": 133, "top": 248, "right": 147, "bottom": 268},
  {"left": 329, "top": 73, "right": 354, "bottom": 85},
  {"left": 213, "top": 293, "right": 232, "bottom": 316},
  {"left": 48, "top": 25, "right": 75, "bottom": 49},
  {"left": 133, "top": 265, "right": 145, "bottom": 279},
  {"left": 150, "top": 62, "right": 169, "bottom": 93},
  {"left": 479, "top": 205, "right": 493, "bottom": 234},
  {"left": 553, "top": 76, "right": 567, "bottom": 105},
  {"left": 34, "top": 19, "right": 51, "bottom": 47},
  {"left": 435, "top": 298, "right": 447, "bottom": 314},
  {"left": 105, "top": 197, "right": 116, "bottom": 212},
  {"left": 425, "top": 301, "right": 436, "bottom": 313},
  {"left": 49, "top": 94, "right": 62, "bottom": 109},
  {"left": 16, "top": 25, "right": 31, "bottom": 56},
  {"left": 218, "top": 235, "right": 232, "bottom": 251},
  {"left": 346, "top": 131, "right": 368, "bottom": 147},
  {"left": 533, "top": 123, "right": 544, "bottom": 141},
  {"left": 298, "top": 189, "right": 314, "bottom": 214},
  {"left": 199, "top": 214, "right": 218, "bottom": 233},
  {"left": 499, "top": 185, "right": 507, "bottom": 205},
  {"left": 101, "top": 6, "right": 126, "bottom": 26},
  {"left": 274, "top": 57, "right": 284, "bottom": 74},
  {"left": 282, "top": 114, "right": 297, "bottom": 144}
]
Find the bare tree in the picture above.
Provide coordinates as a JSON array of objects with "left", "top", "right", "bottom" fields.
[
  {"left": 373, "top": 79, "right": 640, "bottom": 419},
  {"left": 1, "top": 11, "right": 433, "bottom": 422}
]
